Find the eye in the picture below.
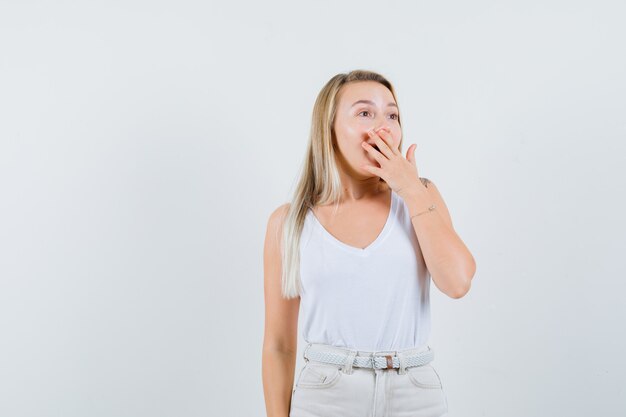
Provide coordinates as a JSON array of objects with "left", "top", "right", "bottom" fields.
[{"left": 358, "top": 110, "right": 399, "bottom": 121}]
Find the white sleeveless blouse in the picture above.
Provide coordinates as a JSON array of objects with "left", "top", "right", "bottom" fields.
[{"left": 298, "top": 189, "right": 432, "bottom": 352}]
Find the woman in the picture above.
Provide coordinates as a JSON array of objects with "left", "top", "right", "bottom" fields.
[{"left": 262, "top": 69, "right": 476, "bottom": 417}]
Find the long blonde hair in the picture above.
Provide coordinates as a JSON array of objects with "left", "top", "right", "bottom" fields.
[{"left": 280, "top": 69, "right": 404, "bottom": 299}]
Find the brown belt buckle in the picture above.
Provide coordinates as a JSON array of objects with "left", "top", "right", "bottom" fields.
[{"left": 385, "top": 354, "right": 394, "bottom": 369}]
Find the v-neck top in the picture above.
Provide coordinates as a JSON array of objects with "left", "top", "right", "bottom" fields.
[
  {"left": 307, "top": 189, "right": 398, "bottom": 257},
  {"left": 299, "top": 189, "right": 432, "bottom": 352}
]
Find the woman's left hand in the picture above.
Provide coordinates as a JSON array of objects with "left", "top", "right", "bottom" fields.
[{"left": 361, "top": 127, "right": 426, "bottom": 200}]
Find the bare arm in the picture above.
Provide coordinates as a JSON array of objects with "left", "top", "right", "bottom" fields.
[
  {"left": 405, "top": 178, "right": 476, "bottom": 299},
  {"left": 262, "top": 203, "right": 300, "bottom": 417}
]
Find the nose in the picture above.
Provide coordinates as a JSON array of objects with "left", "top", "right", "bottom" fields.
[
  {"left": 373, "top": 125, "right": 391, "bottom": 135},
  {"left": 374, "top": 120, "right": 391, "bottom": 132}
]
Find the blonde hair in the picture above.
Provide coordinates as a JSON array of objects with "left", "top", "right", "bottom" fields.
[{"left": 279, "top": 69, "right": 404, "bottom": 299}]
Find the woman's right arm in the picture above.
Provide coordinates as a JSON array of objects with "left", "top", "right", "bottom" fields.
[{"left": 262, "top": 203, "right": 300, "bottom": 417}]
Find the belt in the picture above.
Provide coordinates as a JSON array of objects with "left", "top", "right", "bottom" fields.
[{"left": 304, "top": 345, "right": 434, "bottom": 370}]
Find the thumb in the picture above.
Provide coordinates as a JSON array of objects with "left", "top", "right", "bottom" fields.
[{"left": 407, "top": 144, "right": 417, "bottom": 164}]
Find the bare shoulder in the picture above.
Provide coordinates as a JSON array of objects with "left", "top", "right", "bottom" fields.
[
  {"left": 418, "top": 177, "right": 454, "bottom": 230},
  {"left": 264, "top": 202, "right": 291, "bottom": 252},
  {"left": 267, "top": 203, "right": 291, "bottom": 233}
]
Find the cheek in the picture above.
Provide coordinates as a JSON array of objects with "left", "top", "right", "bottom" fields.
[
  {"left": 391, "top": 128, "right": 402, "bottom": 146},
  {"left": 339, "top": 126, "right": 371, "bottom": 149},
  {"left": 343, "top": 124, "right": 367, "bottom": 140}
]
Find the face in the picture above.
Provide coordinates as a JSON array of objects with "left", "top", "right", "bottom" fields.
[{"left": 332, "top": 81, "right": 402, "bottom": 176}]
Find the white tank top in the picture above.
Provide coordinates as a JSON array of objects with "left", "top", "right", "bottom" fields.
[{"left": 299, "top": 189, "right": 431, "bottom": 352}]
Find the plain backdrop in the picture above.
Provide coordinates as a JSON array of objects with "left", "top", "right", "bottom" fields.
[{"left": 1, "top": 0, "right": 625, "bottom": 416}]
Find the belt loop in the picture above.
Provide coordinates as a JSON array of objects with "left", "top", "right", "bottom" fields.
[
  {"left": 371, "top": 349, "right": 379, "bottom": 370},
  {"left": 397, "top": 349, "right": 407, "bottom": 375},
  {"left": 303, "top": 342, "right": 312, "bottom": 363},
  {"left": 342, "top": 349, "right": 357, "bottom": 374}
]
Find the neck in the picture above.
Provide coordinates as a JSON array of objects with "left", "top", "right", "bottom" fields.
[{"left": 335, "top": 158, "right": 390, "bottom": 202}]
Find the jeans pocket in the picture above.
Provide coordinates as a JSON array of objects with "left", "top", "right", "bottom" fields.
[
  {"left": 296, "top": 362, "right": 342, "bottom": 389},
  {"left": 406, "top": 364, "right": 443, "bottom": 389}
]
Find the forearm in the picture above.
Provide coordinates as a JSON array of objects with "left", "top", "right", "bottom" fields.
[
  {"left": 262, "top": 348, "right": 297, "bottom": 417},
  {"left": 404, "top": 191, "right": 475, "bottom": 298}
]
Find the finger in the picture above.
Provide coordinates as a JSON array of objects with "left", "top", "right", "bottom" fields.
[
  {"left": 373, "top": 128, "right": 399, "bottom": 157},
  {"left": 368, "top": 129, "right": 394, "bottom": 159},
  {"left": 361, "top": 163, "right": 385, "bottom": 179},
  {"left": 376, "top": 128, "right": 400, "bottom": 156},
  {"left": 361, "top": 141, "right": 386, "bottom": 165}
]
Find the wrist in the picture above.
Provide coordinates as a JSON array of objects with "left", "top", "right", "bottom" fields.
[
  {"left": 398, "top": 183, "right": 427, "bottom": 201},
  {"left": 402, "top": 189, "right": 435, "bottom": 215}
]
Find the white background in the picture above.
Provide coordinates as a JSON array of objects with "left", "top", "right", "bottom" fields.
[{"left": 1, "top": 1, "right": 625, "bottom": 416}]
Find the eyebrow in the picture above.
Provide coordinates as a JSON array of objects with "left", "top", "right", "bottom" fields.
[{"left": 350, "top": 99, "right": 398, "bottom": 109}]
